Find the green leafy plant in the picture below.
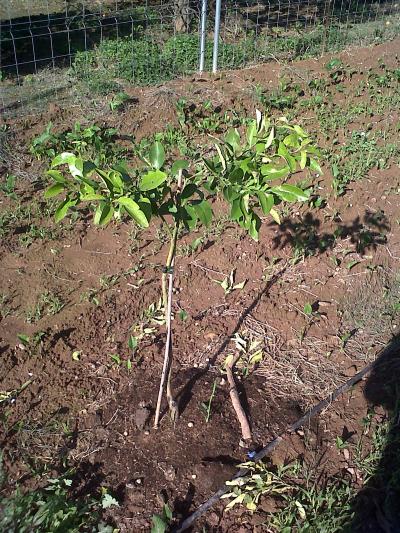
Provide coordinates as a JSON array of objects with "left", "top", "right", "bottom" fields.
[
  {"left": 30, "top": 122, "right": 124, "bottom": 165},
  {"left": 213, "top": 269, "right": 247, "bottom": 295},
  {"left": 0, "top": 475, "right": 117, "bottom": 532},
  {"left": 109, "top": 92, "right": 130, "bottom": 111},
  {"left": 0, "top": 174, "right": 17, "bottom": 199},
  {"left": 151, "top": 503, "right": 173, "bottom": 533},
  {"left": 223, "top": 332, "right": 264, "bottom": 378},
  {"left": 43, "top": 111, "right": 321, "bottom": 427}
]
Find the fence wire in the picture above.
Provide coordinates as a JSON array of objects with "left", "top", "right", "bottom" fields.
[{"left": 1, "top": 0, "right": 399, "bottom": 117}]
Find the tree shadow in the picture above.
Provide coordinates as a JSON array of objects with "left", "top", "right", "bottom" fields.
[
  {"left": 271, "top": 209, "right": 389, "bottom": 257},
  {"left": 175, "top": 266, "right": 286, "bottom": 419},
  {"left": 348, "top": 334, "right": 400, "bottom": 532}
]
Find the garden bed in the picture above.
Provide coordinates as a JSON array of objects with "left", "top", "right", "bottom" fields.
[{"left": 1, "top": 37, "right": 400, "bottom": 531}]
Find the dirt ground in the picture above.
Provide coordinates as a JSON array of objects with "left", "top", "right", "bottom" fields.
[{"left": 1, "top": 38, "right": 400, "bottom": 531}]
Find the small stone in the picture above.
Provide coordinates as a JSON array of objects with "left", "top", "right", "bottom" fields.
[
  {"left": 187, "top": 422, "right": 194, "bottom": 428},
  {"left": 135, "top": 478, "right": 142, "bottom": 485},
  {"left": 18, "top": 344, "right": 25, "bottom": 350},
  {"left": 191, "top": 474, "right": 197, "bottom": 479},
  {"left": 343, "top": 448, "right": 350, "bottom": 461},
  {"left": 123, "top": 430, "right": 128, "bottom": 436},
  {"left": 144, "top": 430, "right": 150, "bottom": 435}
]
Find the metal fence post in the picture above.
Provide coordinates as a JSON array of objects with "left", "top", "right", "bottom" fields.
[
  {"left": 199, "top": 0, "right": 207, "bottom": 72},
  {"left": 212, "top": 0, "right": 222, "bottom": 73}
]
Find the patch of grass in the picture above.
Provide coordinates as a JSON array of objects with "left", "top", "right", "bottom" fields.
[
  {"left": 72, "top": 33, "right": 258, "bottom": 90},
  {"left": 0, "top": 473, "right": 116, "bottom": 532},
  {"left": 328, "top": 129, "right": 399, "bottom": 195},
  {"left": 26, "top": 291, "right": 65, "bottom": 323}
]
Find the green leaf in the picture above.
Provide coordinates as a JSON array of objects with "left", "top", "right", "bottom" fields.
[
  {"left": 271, "top": 184, "right": 310, "bottom": 202},
  {"left": 246, "top": 120, "right": 257, "bottom": 146},
  {"left": 230, "top": 197, "right": 242, "bottom": 221},
  {"left": 261, "top": 163, "right": 290, "bottom": 180},
  {"left": 55, "top": 198, "right": 75, "bottom": 222},
  {"left": 138, "top": 197, "right": 152, "bottom": 224},
  {"left": 140, "top": 170, "right": 167, "bottom": 192},
  {"left": 215, "top": 144, "right": 226, "bottom": 171},
  {"left": 265, "top": 126, "right": 275, "bottom": 149},
  {"left": 193, "top": 200, "right": 212, "bottom": 227},
  {"left": 179, "top": 309, "right": 188, "bottom": 321},
  {"left": 149, "top": 142, "right": 165, "bottom": 170},
  {"left": 46, "top": 170, "right": 67, "bottom": 183},
  {"left": 325, "top": 58, "right": 342, "bottom": 71},
  {"left": 248, "top": 213, "right": 261, "bottom": 241},
  {"left": 191, "top": 237, "right": 203, "bottom": 251},
  {"left": 151, "top": 515, "right": 167, "bottom": 533},
  {"left": 101, "top": 493, "right": 119, "bottom": 510},
  {"left": 51, "top": 152, "right": 76, "bottom": 168},
  {"left": 300, "top": 150, "right": 307, "bottom": 170},
  {"left": 270, "top": 208, "right": 281, "bottom": 224},
  {"left": 17, "top": 333, "right": 30, "bottom": 346},
  {"left": 278, "top": 142, "right": 296, "bottom": 172},
  {"left": 107, "top": 171, "right": 124, "bottom": 191},
  {"left": 182, "top": 205, "right": 198, "bottom": 231},
  {"left": 44, "top": 183, "right": 64, "bottom": 198},
  {"left": 171, "top": 159, "right": 189, "bottom": 175},
  {"left": 94, "top": 202, "right": 114, "bottom": 226},
  {"left": 294, "top": 125, "right": 308, "bottom": 137},
  {"left": 163, "top": 503, "right": 172, "bottom": 521},
  {"left": 225, "top": 128, "right": 240, "bottom": 150},
  {"left": 96, "top": 169, "right": 115, "bottom": 192},
  {"left": 256, "top": 191, "right": 274, "bottom": 215},
  {"left": 69, "top": 157, "right": 84, "bottom": 178},
  {"left": 181, "top": 183, "right": 198, "bottom": 201},
  {"left": 309, "top": 157, "right": 323, "bottom": 174},
  {"left": 283, "top": 133, "right": 300, "bottom": 149},
  {"left": 117, "top": 197, "right": 149, "bottom": 228},
  {"left": 128, "top": 335, "right": 138, "bottom": 351},
  {"left": 304, "top": 303, "right": 313, "bottom": 315}
]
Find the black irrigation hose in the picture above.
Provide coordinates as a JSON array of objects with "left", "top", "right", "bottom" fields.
[{"left": 173, "top": 359, "right": 377, "bottom": 532}]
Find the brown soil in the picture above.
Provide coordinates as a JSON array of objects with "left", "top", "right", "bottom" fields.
[{"left": 1, "top": 38, "right": 400, "bottom": 531}]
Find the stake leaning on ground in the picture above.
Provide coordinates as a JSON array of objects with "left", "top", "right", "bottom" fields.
[{"left": 154, "top": 170, "right": 183, "bottom": 428}]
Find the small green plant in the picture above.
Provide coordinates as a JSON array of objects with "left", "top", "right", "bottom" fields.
[
  {"left": 109, "top": 92, "right": 130, "bottom": 111},
  {"left": 213, "top": 269, "right": 247, "bottom": 295},
  {"left": 44, "top": 111, "right": 321, "bottom": 427},
  {"left": 222, "top": 461, "right": 293, "bottom": 511},
  {"left": 30, "top": 122, "right": 124, "bottom": 165},
  {"left": 26, "top": 292, "right": 64, "bottom": 323},
  {"left": 0, "top": 174, "right": 17, "bottom": 199},
  {"left": 0, "top": 474, "right": 117, "bottom": 532},
  {"left": 223, "top": 332, "right": 264, "bottom": 378},
  {"left": 200, "top": 379, "right": 218, "bottom": 423},
  {"left": 151, "top": 503, "right": 173, "bottom": 533}
]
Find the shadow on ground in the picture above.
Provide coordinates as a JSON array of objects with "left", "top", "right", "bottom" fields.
[{"left": 348, "top": 334, "right": 400, "bottom": 532}]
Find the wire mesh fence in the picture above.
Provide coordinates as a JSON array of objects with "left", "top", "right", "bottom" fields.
[{"left": 1, "top": 0, "right": 399, "bottom": 117}]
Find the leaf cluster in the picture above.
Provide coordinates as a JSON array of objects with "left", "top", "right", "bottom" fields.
[{"left": 44, "top": 112, "right": 322, "bottom": 242}]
